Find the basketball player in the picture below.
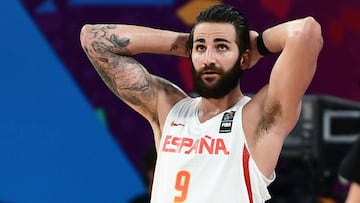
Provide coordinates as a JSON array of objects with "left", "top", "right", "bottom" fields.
[{"left": 80, "top": 4, "right": 323, "bottom": 202}]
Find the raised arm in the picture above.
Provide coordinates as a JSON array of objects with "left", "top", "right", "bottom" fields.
[
  {"left": 263, "top": 17, "right": 323, "bottom": 126},
  {"left": 80, "top": 24, "right": 189, "bottom": 145},
  {"left": 244, "top": 17, "right": 323, "bottom": 177}
]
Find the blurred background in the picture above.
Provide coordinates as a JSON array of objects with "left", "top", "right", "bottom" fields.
[{"left": 0, "top": 0, "right": 359, "bottom": 202}]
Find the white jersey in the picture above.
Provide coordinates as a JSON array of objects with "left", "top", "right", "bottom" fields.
[{"left": 151, "top": 96, "right": 275, "bottom": 203}]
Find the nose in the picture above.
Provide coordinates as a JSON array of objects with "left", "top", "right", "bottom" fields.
[{"left": 203, "top": 49, "right": 216, "bottom": 67}]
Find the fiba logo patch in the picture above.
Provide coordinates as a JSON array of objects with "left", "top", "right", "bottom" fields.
[{"left": 219, "top": 111, "right": 235, "bottom": 133}]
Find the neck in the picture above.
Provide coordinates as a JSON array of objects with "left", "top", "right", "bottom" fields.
[{"left": 198, "top": 89, "right": 243, "bottom": 123}]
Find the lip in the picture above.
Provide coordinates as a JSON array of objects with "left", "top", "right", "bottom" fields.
[
  {"left": 202, "top": 69, "right": 219, "bottom": 74},
  {"left": 202, "top": 72, "right": 218, "bottom": 77},
  {"left": 201, "top": 72, "right": 218, "bottom": 81}
]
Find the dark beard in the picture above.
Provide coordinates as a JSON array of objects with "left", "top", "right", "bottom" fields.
[{"left": 192, "top": 58, "right": 243, "bottom": 99}]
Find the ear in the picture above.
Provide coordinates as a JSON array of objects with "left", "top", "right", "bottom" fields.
[{"left": 240, "top": 49, "right": 251, "bottom": 70}]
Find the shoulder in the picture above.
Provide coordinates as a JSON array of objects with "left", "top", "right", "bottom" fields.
[{"left": 167, "top": 97, "right": 199, "bottom": 116}]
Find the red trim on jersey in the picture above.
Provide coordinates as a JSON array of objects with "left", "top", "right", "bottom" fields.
[{"left": 243, "top": 145, "right": 253, "bottom": 203}]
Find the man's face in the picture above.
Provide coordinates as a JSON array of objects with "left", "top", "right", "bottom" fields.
[{"left": 191, "top": 23, "right": 242, "bottom": 98}]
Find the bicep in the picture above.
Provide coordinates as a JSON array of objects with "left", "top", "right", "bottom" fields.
[
  {"left": 265, "top": 35, "right": 320, "bottom": 133},
  {"left": 91, "top": 52, "right": 160, "bottom": 120},
  {"left": 269, "top": 47, "right": 316, "bottom": 107},
  {"left": 89, "top": 49, "right": 187, "bottom": 129}
]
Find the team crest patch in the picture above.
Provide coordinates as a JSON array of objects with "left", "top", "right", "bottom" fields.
[{"left": 219, "top": 111, "right": 236, "bottom": 133}]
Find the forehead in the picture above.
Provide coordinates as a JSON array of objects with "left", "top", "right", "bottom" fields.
[{"left": 193, "top": 22, "right": 236, "bottom": 42}]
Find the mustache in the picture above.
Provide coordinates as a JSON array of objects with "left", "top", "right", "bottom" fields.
[{"left": 199, "top": 64, "right": 222, "bottom": 73}]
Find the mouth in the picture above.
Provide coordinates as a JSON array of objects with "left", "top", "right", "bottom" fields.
[
  {"left": 201, "top": 69, "right": 220, "bottom": 76},
  {"left": 203, "top": 69, "right": 218, "bottom": 74},
  {"left": 201, "top": 70, "right": 219, "bottom": 82}
]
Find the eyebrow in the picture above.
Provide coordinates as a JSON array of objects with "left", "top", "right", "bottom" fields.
[
  {"left": 194, "top": 37, "right": 231, "bottom": 43},
  {"left": 214, "top": 38, "right": 231, "bottom": 43}
]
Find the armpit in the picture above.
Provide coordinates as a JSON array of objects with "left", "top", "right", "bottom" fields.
[{"left": 256, "top": 101, "right": 282, "bottom": 137}]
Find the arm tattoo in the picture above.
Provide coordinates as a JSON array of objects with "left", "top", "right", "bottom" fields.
[
  {"left": 170, "top": 43, "right": 178, "bottom": 52},
  {"left": 84, "top": 25, "right": 154, "bottom": 107}
]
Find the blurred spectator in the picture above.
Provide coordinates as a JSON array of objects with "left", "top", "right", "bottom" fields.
[
  {"left": 339, "top": 136, "right": 360, "bottom": 203},
  {"left": 129, "top": 146, "right": 157, "bottom": 203}
]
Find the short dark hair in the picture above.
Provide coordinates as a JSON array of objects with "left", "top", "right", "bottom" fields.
[{"left": 187, "top": 4, "right": 250, "bottom": 55}]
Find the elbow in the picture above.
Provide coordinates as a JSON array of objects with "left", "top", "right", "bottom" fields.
[
  {"left": 299, "top": 17, "right": 323, "bottom": 51},
  {"left": 80, "top": 24, "right": 92, "bottom": 50},
  {"left": 288, "top": 17, "right": 323, "bottom": 54},
  {"left": 304, "top": 17, "right": 323, "bottom": 50}
]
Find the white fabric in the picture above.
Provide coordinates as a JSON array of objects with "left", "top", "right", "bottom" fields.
[{"left": 151, "top": 96, "right": 275, "bottom": 203}]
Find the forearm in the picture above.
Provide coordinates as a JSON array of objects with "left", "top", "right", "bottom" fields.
[
  {"left": 261, "top": 17, "right": 323, "bottom": 54},
  {"left": 249, "top": 17, "right": 322, "bottom": 68},
  {"left": 80, "top": 24, "right": 189, "bottom": 57}
]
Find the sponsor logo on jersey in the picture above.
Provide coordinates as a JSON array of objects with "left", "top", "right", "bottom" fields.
[
  {"left": 162, "top": 135, "right": 230, "bottom": 155},
  {"left": 219, "top": 111, "right": 235, "bottom": 133},
  {"left": 170, "top": 121, "right": 185, "bottom": 127}
]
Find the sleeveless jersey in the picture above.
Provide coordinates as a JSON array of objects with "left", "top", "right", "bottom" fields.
[{"left": 150, "top": 96, "right": 275, "bottom": 203}]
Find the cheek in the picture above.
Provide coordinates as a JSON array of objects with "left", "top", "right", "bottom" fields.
[
  {"left": 221, "top": 61, "right": 239, "bottom": 73},
  {"left": 190, "top": 54, "right": 203, "bottom": 68},
  {"left": 224, "top": 53, "right": 240, "bottom": 67}
]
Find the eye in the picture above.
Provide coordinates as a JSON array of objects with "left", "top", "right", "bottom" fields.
[
  {"left": 217, "top": 44, "right": 228, "bottom": 51},
  {"left": 195, "top": 44, "right": 206, "bottom": 52}
]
